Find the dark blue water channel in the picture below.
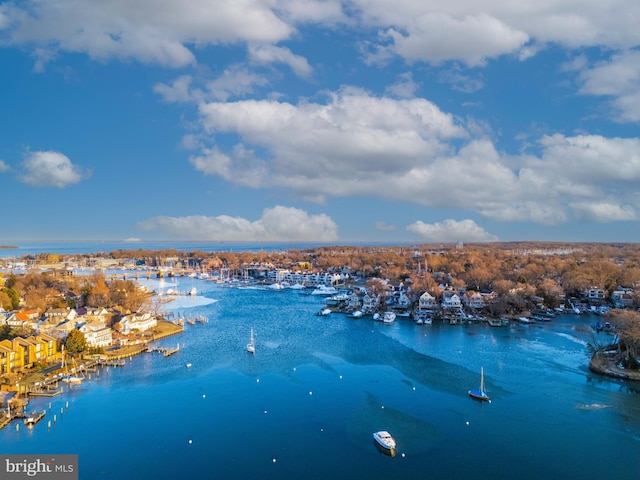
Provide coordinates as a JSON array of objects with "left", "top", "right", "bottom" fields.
[{"left": 2, "top": 277, "right": 639, "bottom": 479}]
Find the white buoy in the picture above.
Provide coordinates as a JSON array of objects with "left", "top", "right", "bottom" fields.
[
  {"left": 272, "top": 458, "right": 276, "bottom": 463},
  {"left": 48, "top": 421, "right": 51, "bottom": 429},
  {"left": 65, "top": 401, "right": 69, "bottom": 409},
  {"left": 188, "top": 440, "right": 192, "bottom": 444},
  {"left": 16, "top": 423, "right": 19, "bottom": 431},
  {"left": 54, "top": 414, "right": 57, "bottom": 423},
  {"left": 309, "top": 391, "right": 313, "bottom": 396},
  {"left": 381, "top": 405, "right": 384, "bottom": 409},
  {"left": 339, "top": 375, "right": 342, "bottom": 379},
  {"left": 264, "top": 410, "right": 268, "bottom": 414},
  {"left": 466, "top": 421, "right": 470, "bottom": 425},
  {"left": 202, "top": 394, "right": 206, "bottom": 399},
  {"left": 256, "top": 378, "right": 260, "bottom": 383},
  {"left": 402, "top": 453, "right": 406, "bottom": 458}
]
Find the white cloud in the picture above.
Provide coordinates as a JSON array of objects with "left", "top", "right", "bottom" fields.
[
  {"left": 18, "top": 150, "right": 88, "bottom": 188},
  {"left": 153, "top": 75, "right": 194, "bottom": 103},
  {"left": 248, "top": 44, "right": 313, "bottom": 77},
  {"left": 578, "top": 50, "right": 640, "bottom": 122},
  {"left": 0, "top": 160, "right": 10, "bottom": 172},
  {"left": 188, "top": 88, "right": 640, "bottom": 227},
  {"left": 380, "top": 13, "right": 529, "bottom": 67},
  {"left": 137, "top": 205, "right": 338, "bottom": 241},
  {"left": 1, "top": 0, "right": 293, "bottom": 67},
  {"left": 385, "top": 72, "right": 419, "bottom": 98},
  {"left": 406, "top": 219, "right": 499, "bottom": 242},
  {"left": 205, "top": 65, "right": 269, "bottom": 101}
]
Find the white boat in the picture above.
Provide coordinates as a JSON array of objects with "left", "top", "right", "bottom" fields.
[
  {"left": 267, "top": 282, "right": 285, "bottom": 290},
  {"left": 189, "top": 287, "right": 197, "bottom": 296},
  {"left": 310, "top": 285, "right": 338, "bottom": 296},
  {"left": 186, "top": 363, "right": 192, "bottom": 368},
  {"left": 373, "top": 431, "right": 397, "bottom": 452},
  {"left": 317, "top": 308, "right": 332, "bottom": 316},
  {"left": 350, "top": 310, "right": 363, "bottom": 318},
  {"left": 288, "top": 283, "right": 306, "bottom": 290},
  {"left": 382, "top": 312, "right": 396, "bottom": 323},
  {"left": 247, "top": 328, "right": 255, "bottom": 354},
  {"left": 468, "top": 367, "right": 491, "bottom": 403}
]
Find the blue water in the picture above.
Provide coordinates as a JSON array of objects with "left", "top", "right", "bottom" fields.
[{"left": 2, "top": 277, "right": 639, "bottom": 479}]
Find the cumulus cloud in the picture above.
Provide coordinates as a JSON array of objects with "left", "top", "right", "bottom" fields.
[
  {"left": 406, "top": 219, "right": 499, "bottom": 242},
  {"left": 18, "top": 150, "right": 89, "bottom": 188},
  {"left": 137, "top": 206, "right": 338, "bottom": 241},
  {"left": 0, "top": 0, "right": 294, "bottom": 68},
  {"left": 578, "top": 50, "right": 640, "bottom": 122},
  {"left": 4, "top": 0, "right": 640, "bottom": 71},
  {"left": 0, "top": 160, "right": 10, "bottom": 172},
  {"left": 187, "top": 87, "right": 640, "bottom": 226},
  {"left": 379, "top": 13, "right": 529, "bottom": 67},
  {"left": 385, "top": 72, "right": 419, "bottom": 98},
  {"left": 248, "top": 44, "right": 313, "bottom": 77}
]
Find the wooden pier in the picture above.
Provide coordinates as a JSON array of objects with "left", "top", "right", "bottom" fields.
[{"left": 23, "top": 410, "right": 46, "bottom": 427}]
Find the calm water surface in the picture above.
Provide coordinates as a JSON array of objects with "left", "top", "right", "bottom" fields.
[{"left": 2, "top": 278, "right": 639, "bottom": 479}]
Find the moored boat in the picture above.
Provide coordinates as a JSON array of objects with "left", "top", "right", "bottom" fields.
[
  {"left": 373, "top": 430, "right": 396, "bottom": 453},
  {"left": 468, "top": 367, "right": 491, "bottom": 403}
]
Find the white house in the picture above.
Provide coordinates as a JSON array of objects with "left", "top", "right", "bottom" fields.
[
  {"left": 82, "top": 326, "right": 113, "bottom": 347},
  {"left": 418, "top": 292, "right": 437, "bottom": 310},
  {"left": 117, "top": 313, "right": 157, "bottom": 334},
  {"left": 463, "top": 291, "right": 485, "bottom": 309},
  {"left": 442, "top": 291, "right": 461, "bottom": 309}
]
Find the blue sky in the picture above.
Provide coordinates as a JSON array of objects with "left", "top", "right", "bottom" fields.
[{"left": 1, "top": 1, "right": 639, "bottom": 244}]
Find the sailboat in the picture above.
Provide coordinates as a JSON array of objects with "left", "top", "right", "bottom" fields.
[
  {"left": 60, "top": 346, "right": 83, "bottom": 385},
  {"left": 468, "top": 367, "right": 490, "bottom": 402},
  {"left": 246, "top": 328, "right": 255, "bottom": 354}
]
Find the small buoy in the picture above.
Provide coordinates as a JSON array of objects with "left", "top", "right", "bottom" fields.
[
  {"left": 272, "top": 458, "right": 276, "bottom": 463},
  {"left": 339, "top": 375, "right": 342, "bottom": 379},
  {"left": 256, "top": 378, "right": 260, "bottom": 383},
  {"left": 264, "top": 410, "right": 268, "bottom": 414},
  {"left": 412, "top": 387, "right": 416, "bottom": 391},
  {"left": 16, "top": 423, "right": 19, "bottom": 431},
  {"left": 309, "top": 391, "right": 313, "bottom": 396},
  {"left": 54, "top": 414, "right": 57, "bottom": 423},
  {"left": 202, "top": 394, "right": 206, "bottom": 399},
  {"left": 402, "top": 453, "right": 406, "bottom": 458},
  {"left": 293, "top": 367, "right": 296, "bottom": 371},
  {"left": 381, "top": 405, "right": 384, "bottom": 409},
  {"left": 48, "top": 421, "right": 51, "bottom": 429},
  {"left": 188, "top": 440, "right": 192, "bottom": 444},
  {"left": 60, "top": 407, "right": 64, "bottom": 414},
  {"left": 320, "top": 428, "right": 323, "bottom": 432},
  {"left": 466, "top": 421, "right": 470, "bottom": 426},
  {"left": 49, "top": 402, "right": 52, "bottom": 409},
  {"left": 66, "top": 401, "right": 69, "bottom": 409}
]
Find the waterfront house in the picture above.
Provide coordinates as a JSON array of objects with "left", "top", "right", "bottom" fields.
[
  {"left": 441, "top": 291, "right": 461, "bottom": 309},
  {"left": 34, "top": 333, "right": 59, "bottom": 361},
  {"left": 418, "top": 291, "right": 437, "bottom": 310},
  {"left": 43, "top": 308, "right": 77, "bottom": 324},
  {"left": 462, "top": 291, "right": 485, "bottom": 309},
  {"left": 584, "top": 287, "right": 605, "bottom": 300},
  {"left": 53, "top": 319, "right": 78, "bottom": 339},
  {"left": 9, "top": 337, "right": 39, "bottom": 368},
  {"left": 361, "top": 293, "right": 378, "bottom": 313},
  {"left": 0, "top": 343, "right": 19, "bottom": 374},
  {"left": 611, "top": 287, "right": 634, "bottom": 308},
  {"left": 81, "top": 325, "right": 113, "bottom": 348},
  {"left": 117, "top": 313, "right": 157, "bottom": 334}
]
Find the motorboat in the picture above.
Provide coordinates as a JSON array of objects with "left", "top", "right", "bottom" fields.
[
  {"left": 310, "top": 285, "right": 338, "bottom": 296},
  {"left": 373, "top": 431, "right": 396, "bottom": 452},
  {"left": 317, "top": 308, "right": 332, "bottom": 316},
  {"left": 382, "top": 312, "right": 396, "bottom": 323}
]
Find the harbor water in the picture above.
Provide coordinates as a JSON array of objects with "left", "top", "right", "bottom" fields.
[{"left": 2, "top": 276, "right": 639, "bottom": 479}]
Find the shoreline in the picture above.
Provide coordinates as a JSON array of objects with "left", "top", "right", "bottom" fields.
[{"left": 588, "top": 354, "right": 640, "bottom": 382}]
